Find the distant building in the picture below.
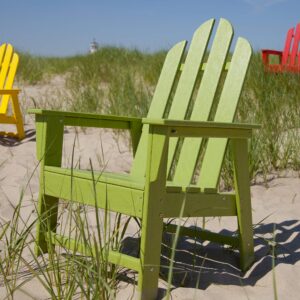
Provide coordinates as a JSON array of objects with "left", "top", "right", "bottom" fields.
[{"left": 89, "top": 39, "right": 99, "bottom": 53}]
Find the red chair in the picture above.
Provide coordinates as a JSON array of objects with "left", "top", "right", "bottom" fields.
[{"left": 262, "top": 23, "right": 300, "bottom": 72}]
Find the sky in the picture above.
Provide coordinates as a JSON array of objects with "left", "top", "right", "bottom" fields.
[{"left": 0, "top": 0, "right": 299, "bottom": 56}]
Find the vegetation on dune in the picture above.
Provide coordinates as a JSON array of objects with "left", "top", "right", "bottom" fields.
[{"left": 17, "top": 47, "right": 300, "bottom": 185}]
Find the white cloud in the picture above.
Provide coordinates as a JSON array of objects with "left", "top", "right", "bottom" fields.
[{"left": 243, "top": 0, "right": 287, "bottom": 11}]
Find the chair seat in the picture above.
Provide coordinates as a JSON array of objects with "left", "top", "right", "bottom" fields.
[
  {"left": 45, "top": 166, "right": 218, "bottom": 194},
  {"left": 44, "top": 166, "right": 228, "bottom": 219}
]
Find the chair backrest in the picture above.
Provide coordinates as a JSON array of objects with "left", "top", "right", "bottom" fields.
[
  {"left": 0, "top": 43, "right": 19, "bottom": 113},
  {"left": 130, "top": 18, "right": 252, "bottom": 189},
  {"left": 282, "top": 23, "right": 300, "bottom": 68}
]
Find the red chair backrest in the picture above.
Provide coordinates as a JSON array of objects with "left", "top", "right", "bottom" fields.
[{"left": 282, "top": 23, "right": 300, "bottom": 67}]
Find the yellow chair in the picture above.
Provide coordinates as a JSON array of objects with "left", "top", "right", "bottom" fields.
[{"left": 0, "top": 43, "right": 24, "bottom": 139}]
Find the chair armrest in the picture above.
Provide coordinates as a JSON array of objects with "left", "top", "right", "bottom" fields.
[
  {"left": 28, "top": 108, "right": 142, "bottom": 130},
  {"left": 142, "top": 118, "right": 260, "bottom": 139},
  {"left": 261, "top": 49, "right": 282, "bottom": 65},
  {"left": 0, "top": 89, "right": 20, "bottom": 96}
]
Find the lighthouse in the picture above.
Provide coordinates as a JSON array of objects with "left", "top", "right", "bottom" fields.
[{"left": 89, "top": 38, "right": 99, "bottom": 54}]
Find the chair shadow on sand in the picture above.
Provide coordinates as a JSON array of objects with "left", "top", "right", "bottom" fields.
[
  {"left": 120, "top": 219, "right": 300, "bottom": 297},
  {"left": 0, "top": 128, "right": 70, "bottom": 147},
  {"left": 0, "top": 129, "right": 35, "bottom": 146}
]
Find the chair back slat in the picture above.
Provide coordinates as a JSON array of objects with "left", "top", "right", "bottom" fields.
[
  {"left": 173, "top": 19, "right": 233, "bottom": 185},
  {"left": 282, "top": 27, "right": 294, "bottom": 65},
  {"left": 130, "top": 41, "right": 186, "bottom": 178},
  {"left": 198, "top": 38, "right": 252, "bottom": 189},
  {"left": 0, "top": 44, "right": 19, "bottom": 113},
  {"left": 290, "top": 23, "right": 300, "bottom": 67},
  {"left": 166, "top": 19, "right": 214, "bottom": 172},
  {"left": 131, "top": 19, "right": 251, "bottom": 187},
  {"left": 0, "top": 44, "right": 14, "bottom": 88}
]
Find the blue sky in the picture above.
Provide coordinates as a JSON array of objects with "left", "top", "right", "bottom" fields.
[{"left": 0, "top": 0, "right": 299, "bottom": 56}]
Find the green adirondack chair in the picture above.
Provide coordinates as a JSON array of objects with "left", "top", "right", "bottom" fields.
[{"left": 29, "top": 18, "right": 258, "bottom": 299}]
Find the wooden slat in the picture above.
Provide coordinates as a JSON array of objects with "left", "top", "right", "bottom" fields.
[
  {"left": 198, "top": 37, "right": 252, "bottom": 189},
  {"left": 45, "top": 165, "right": 145, "bottom": 189},
  {"left": 29, "top": 108, "right": 141, "bottom": 121},
  {"left": 173, "top": 18, "right": 233, "bottom": 185},
  {"left": 166, "top": 19, "right": 214, "bottom": 172},
  {"left": 49, "top": 232, "right": 141, "bottom": 272},
  {"left": 282, "top": 27, "right": 294, "bottom": 65},
  {"left": 162, "top": 191, "right": 237, "bottom": 218},
  {"left": 44, "top": 169, "right": 144, "bottom": 218},
  {"left": 0, "top": 45, "right": 19, "bottom": 114},
  {"left": 0, "top": 44, "right": 6, "bottom": 66},
  {"left": 290, "top": 23, "right": 300, "bottom": 66},
  {"left": 130, "top": 41, "right": 186, "bottom": 178},
  {"left": 142, "top": 118, "right": 259, "bottom": 130},
  {"left": 63, "top": 117, "right": 132, "bottom": 129},
  {"left": 168, "top": 126, "right": 252, "bottom": 139},
  {"left": 0, "top": 44, "right": 13, "bottom": 88}
]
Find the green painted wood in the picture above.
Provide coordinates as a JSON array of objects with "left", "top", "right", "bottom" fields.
[
  {"left": 138, "top": 125, "right": 168, "bottom": 299},
  {"left": 28, "top": 108, "right": 141, "bottom": 122},
  {"left": 168, "top": 126, "right": 252, "bottom": 139},
  {"left": 198, "top": 37, "right": 252, "bottom": 189},
  {"left": 174, "top": 19, "right": 233, "bottom": 185},
  {"left": 44, "top": 170, "right": 144, "bottom": 218},
  {"left": 142, "top": 118, "right": 260, "bottom": 130},
  {"left": 166, "top": 19, "right": 215, "bottom": 173},
  {"left": 49, "top": 232, "right": 141, "bottom": 272},
  {"left": 163, "top": 191, "right": 236, "bottom": 217},
  {"left": 35, "top": 115, "right": 64, "bottom": 256},
  {"left": 164, "top": 223, "right": 239, "bottom": 248},
  {"left": 130, "top": 40, "right": 186, "bottom": 178},
  {"left": 45, "top": 166, "right": 145, "bottom": 189},
  {"left": 231, "top": 139, "right": 255, "bottom": 271},
  {"left": 142, "top": 119, "right": 258, "bottom": 139},
  {"left": 28, "top": 109, "right": 142, "bottom": 129}
]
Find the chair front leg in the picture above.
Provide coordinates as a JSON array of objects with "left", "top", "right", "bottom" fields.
[
  {"left": 231, "top": 138, "right": 255, "bottom": 271},
  {"left": 138, "top": 125, "right": 169, "bottom": 300},
  {"left": 35, "top": 115, "right": 64, "bottom": 256}
]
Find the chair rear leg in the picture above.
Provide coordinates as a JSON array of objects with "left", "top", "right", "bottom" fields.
[{"left": 232, "top": 138, "right": 255, "bottom": 271}]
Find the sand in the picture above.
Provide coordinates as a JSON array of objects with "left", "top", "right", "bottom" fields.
[{"left": 0, "top": 85, "right": 300, "bottom": 299}]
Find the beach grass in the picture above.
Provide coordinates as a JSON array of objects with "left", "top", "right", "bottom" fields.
[{"left": 1, "top": 46, "right": 299, "bottom": 298}]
